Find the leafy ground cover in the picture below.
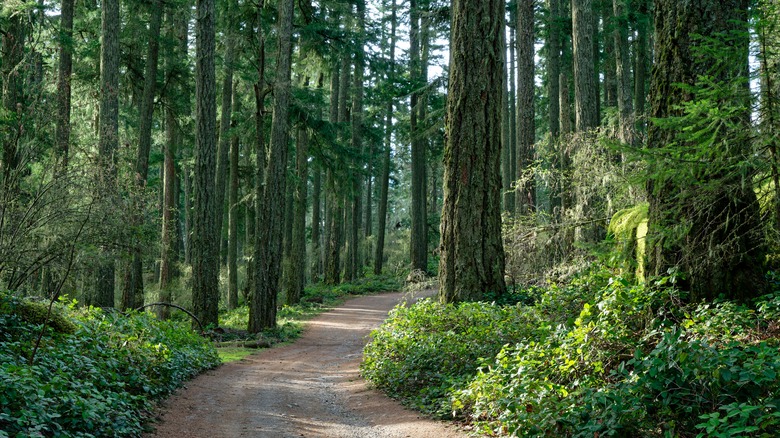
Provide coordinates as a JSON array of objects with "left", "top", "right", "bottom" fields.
[
  {"left": 361, "top": 267, "right": 780, "bottom": 437},
  {"left": 0, "top": 292, "right": 220, "bottom": 437}
]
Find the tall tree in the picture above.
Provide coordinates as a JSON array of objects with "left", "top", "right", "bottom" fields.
[
  {"left": 349, "top": 0, "right": 366, "bottom": 280},
  {"left": 572, "top": 0, "right": 598, "bottom": 131},
  {"left": 250, "top": 0, "right": 294, "bottom": 331},
  {"left": 324, "top": 60, "right": 342, "bottom": 285},
  {"left": 192, "top": 0, "right": 220, "bottom": 328},
  {"left": 94, "top": 0, "right": 121, "bottom": 308},
  {"left": 612, "top": 0, "right": 634, "bottom": 145},
  {"left": 375, "top": 0, "right": 397, "bottom": 276},
  {"left": 439, "top": 0, "right": 507, "bottom": 303},
  {"left": 516, "top": 0, "right": 535, "bottom": 213},
  {"left": 1, "top": 6, "right": 25, "bottom": 189},
  {"left": 55, "top": 0, "right": 75, "bottom": 170},
  {"left": 409, "top": 0, "right": 428, "bottom": 273},
  {"left": 159, "top": 5, "right": 190, "bottom": 319},
  {"left": 646, "top": 0, "right": 765, "bottom": 301},
  {"left": 633, "top": 0, "right": 649, "bottom": 125},
  {"left": 125, "top": 0, "right": 164, "bottom": 311},
  {"left": 227, "top": 86, "right": 240, "bottom": 309},
  {"left": 215, "top": 0, "right": 239, "bottom": 271}
]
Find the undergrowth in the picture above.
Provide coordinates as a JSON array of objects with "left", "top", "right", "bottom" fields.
[
  {"left": 0, "top": 292, "right": 220, "bottom": 437},
  {"left": 361, "top": 267, "right": 780, "bottom": 437}
]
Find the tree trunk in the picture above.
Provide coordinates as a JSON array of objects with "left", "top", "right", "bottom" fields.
[
  {"left": 55, "top": 0, "right": 74, "bottom": 170},
  {"left": 159, "top": 5, "right": 189, "bottom": 319},
  {"left": 374, "top": 0, "right": 396, "bottom": 276},
  {"left": 646, "top": 0, "right": 765, "bottom": 301},
  {"left": 215, "top": 0, "right": 238, "bottom": 270},
  {"left": 324, "top": 60, "right": 342, "bottom": 285},
  {"left": 227, "top": 85, "right": 240, "bottom": 309},
  {"left": 192, "top": 0, "right": 219, "bottom": 328},
  {"left": 95, "top": 0, "right": 121, "bottom": 308},
  {"left": 613, "top": 0, "right": 634, "bottom": 146},
  {"left": 350, "top": 0, "right": 366, "bottom": 280},
  {"left": 603, "top": 3, "right": 617, "bottom": 109},
  {"left": 572, "top": 0, "right": 598, "bottom": 131},
  {"left": 409, "top": 0, "right": 428, "bottom": 273},
  {"left": 250, "top": 0, "right": 268, "bottom": 320},
  {"left": 283, "top": 77, "right": 310, "bottom": 305},
  {"left": 516, "top": 0, "right": 535, "bottom": 214},
  {"left": 249, "top": 0, "right": 294, "bottom": 332},
  {"left": 311, "top": 165, "right": 323, "bottom": 281},
  {"left": 633, "top": 0, "right": 649, "bottom": 127},
  {"left": 439, "top": 0, "right": 507, "bottom": 303},
  {"left": 125, "top": 0, "right": 163, "bottom": 311}
]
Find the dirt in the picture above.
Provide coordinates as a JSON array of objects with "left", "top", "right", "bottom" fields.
[{"left": 146, "top": 290, "right": 468, "bottom": 438}]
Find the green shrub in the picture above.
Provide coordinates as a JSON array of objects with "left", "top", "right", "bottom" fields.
[
  {"left": 0, "top": 292, "right": 220, "bottom": 437},
  {"left": 361, "top": 299, "right": 546, "bottom": 416},
  {"left": 451, "top": 276, "right": 780, "bottom": 437}
]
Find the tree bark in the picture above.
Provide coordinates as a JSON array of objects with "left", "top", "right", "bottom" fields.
[
  {"left": 283, "top": 78, "right": 310, "bottom": 305},
  {"left": 227, "top": 85, "right": 240, "bottom": 309},
  {"left": 324, "top": 60, "right": 342, "bottom": 285},
  {"left": 159, "top": 5, "right": 189, "bottom": 319},
  {"left": 125, "top": 0, "right": 163, "bottom": 311},
  {"left": 613, "top": 0, "right": 634, "bottom": 146},
  {"left": 374, "top": 0, "right": 396, "bottom": 276},
  {"left": 633, "top": 0, "right": 649, "bottom": 127},
  {"left": 516, "top": 0, "right": 535, "bottom": 214},
  {"left": 250, "top": 0, "right": 294, "bottom": 332},
  {"left": 572, "top": 0, "right": 599, "bottom": 131},
  {"left": 192, "top": 0, "right": 220, "bottom": 328},
  {"left": 439, "top": 0, "right": 507, "bottom": 303},
  {"left": 646, "top": 0, "right": 765, "bottom": 301},
  {"left": 95, "top": 0, "right": 121, "bottom": 308},
  {"left": 409, "top": 0, "right": 428, "bottom": 273},
  {"left": 215, "top": 0, "right": 238, "bottom": 270},
  {"left": 55, "top": 0, "right": 74, "bottom": 170}
]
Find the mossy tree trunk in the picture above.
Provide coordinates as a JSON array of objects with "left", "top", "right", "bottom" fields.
[
  {"left": 646, "top": 0, "right": 766, "bottom": 301},
  {"left": 439, "top": 0, "right": 507, "bottom": 303}
]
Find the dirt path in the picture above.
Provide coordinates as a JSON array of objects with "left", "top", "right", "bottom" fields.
[{"left": 147, "top": 291, "right": 467, "bottom": 438}]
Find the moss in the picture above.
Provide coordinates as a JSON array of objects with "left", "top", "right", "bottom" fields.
[
  {"left": 0, "top": 293, "right": 77, "bottom": 334},
  {"left": 608, "top": 203, "right": 649, "bottom": 281}
]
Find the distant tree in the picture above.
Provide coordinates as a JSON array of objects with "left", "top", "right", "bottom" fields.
[
  {"left": 439, "top": 0, "right": 507, "bottom": 303},
  {"left": 125, "top": 0, "right": 163, "bottom": 311},
  {"left": 375, "top": 0, "right": 398, "bottom": 276},
  {"left": 55, "top": 0, "right": 75, "bottom": 170},
  {"left": 94, "top": 0, "right": 121, "bottom": 308},
  {"left": 572, "top": 0, "right": 598, "bottom": 131},
  {"left": 516, "top": 0, "right": 535, "bottom": 213}
]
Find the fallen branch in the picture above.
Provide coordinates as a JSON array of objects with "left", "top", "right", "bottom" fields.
[{"left": 136, "top": 302, "right": 204, "bottom": 333}]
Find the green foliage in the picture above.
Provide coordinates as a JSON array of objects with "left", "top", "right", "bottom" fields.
[
  {"left": 0, "top": 292, "right": 220, "bottom": 437},
  {"left": 361, "top": 298, "right": 546, "bottom": 416},
  {"left": 607, "top": 203, "right": 648, "bottom": 281},
  {"left": 363, "top": 267, "right": 780, "bottom": 437}
]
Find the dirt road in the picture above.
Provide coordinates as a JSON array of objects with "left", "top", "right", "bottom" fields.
[{"left": 147, "top": 291, "right": 466, "bottom": 438}]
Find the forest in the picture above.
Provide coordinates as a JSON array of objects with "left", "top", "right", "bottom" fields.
[{"left": 3, "top": 0, "right": 780, "bottom": 436}]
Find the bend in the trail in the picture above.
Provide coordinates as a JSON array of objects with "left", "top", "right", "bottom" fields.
[{"left": 147, "top": 290, "right": 466, "bottom": 438}]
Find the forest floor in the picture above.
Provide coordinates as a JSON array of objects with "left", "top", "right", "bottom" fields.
[{"left": 146, "top": 290, "right": 467, "bottom": 438}]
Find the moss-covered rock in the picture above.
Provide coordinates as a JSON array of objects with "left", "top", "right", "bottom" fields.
[
  {"left": 607, "top": 203, "right": 648, "bottom": 281},
  {"left": 0, "top": 292, "right": 77, "bottom": 334}
]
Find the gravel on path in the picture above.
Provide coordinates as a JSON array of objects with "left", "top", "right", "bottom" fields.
[{"left": 146, "top": 290, "right": 467, "bottom": 438}]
